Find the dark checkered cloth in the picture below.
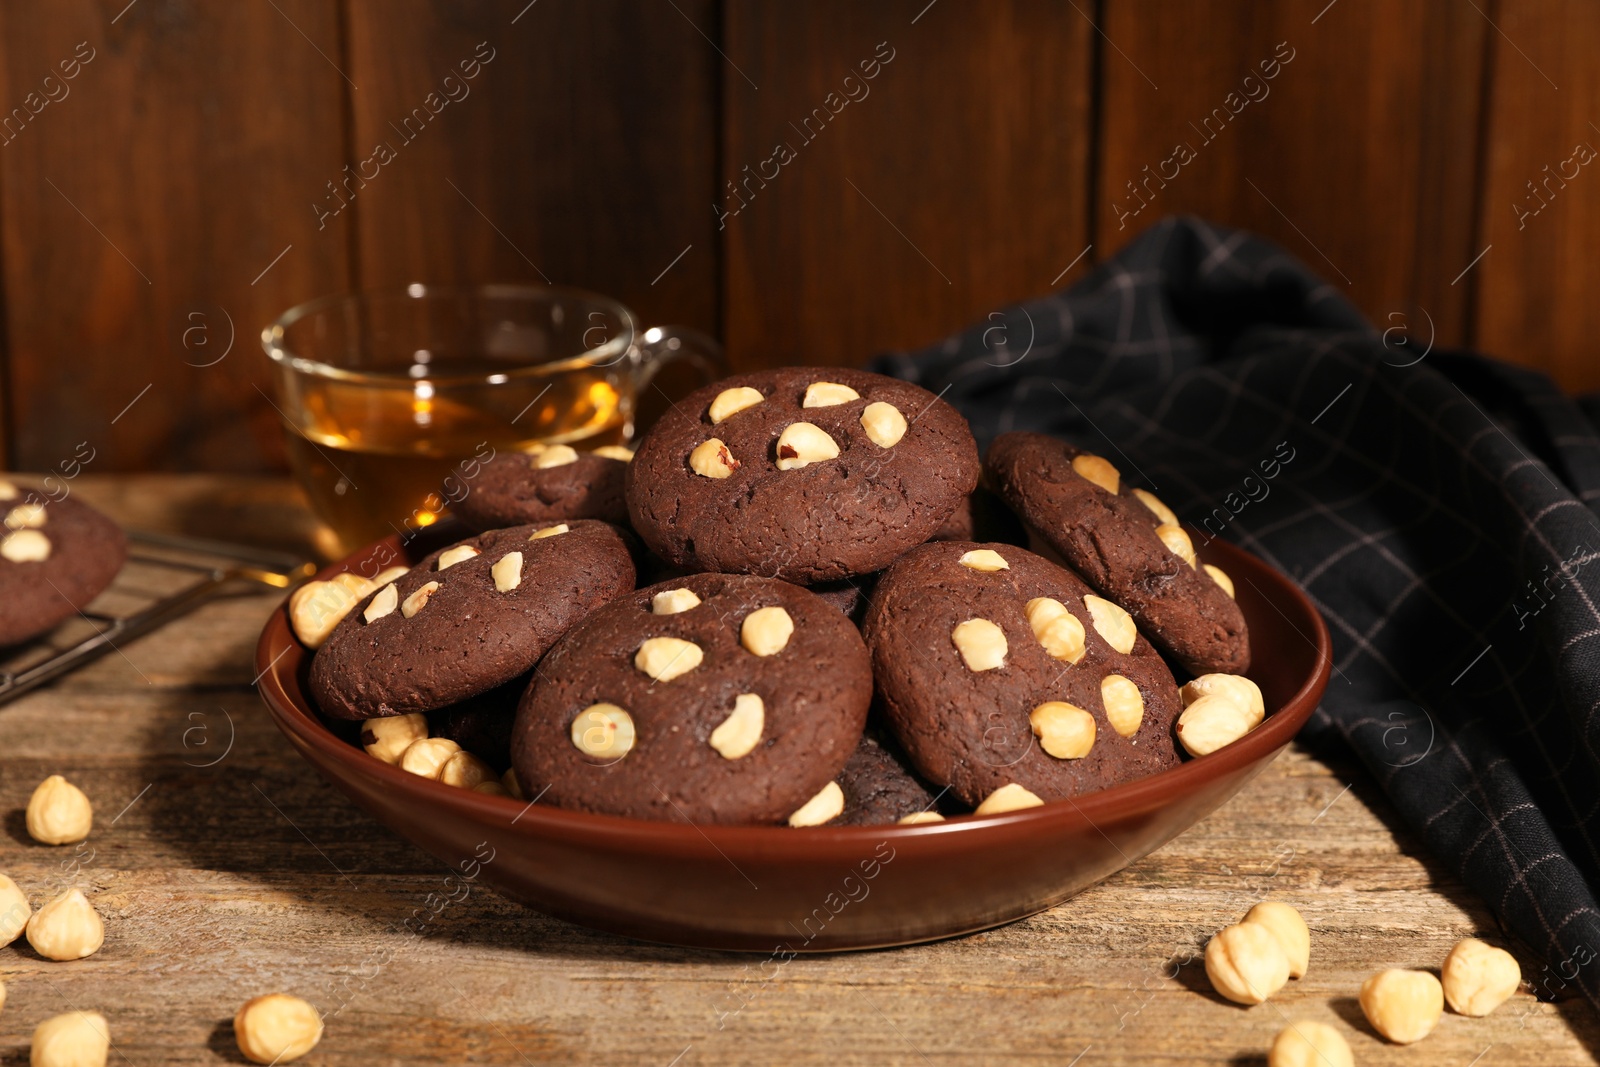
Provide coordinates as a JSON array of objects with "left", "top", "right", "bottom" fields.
[{"left": 871, "top": 216, "right": 1600, "bottom": 1009}]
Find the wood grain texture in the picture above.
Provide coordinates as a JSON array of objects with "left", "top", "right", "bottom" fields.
[
  {"left": 343, "top": 0, "right": 720, "bottom": 337},
  {"left": 0, "top": 0, "right": 352, "bottom": 473},
  {"left": 1473, "top": 0, "right": 1600, "bottom": 391},
  {"left": 720, "top": 0, "right": 1095, "bottom": 370},
  {"left": 0, "top": 476, "right": 1593, "bottom": 1065},
  {"left": 1094, "top": 0, "right": 1488, "bottom": 350}
]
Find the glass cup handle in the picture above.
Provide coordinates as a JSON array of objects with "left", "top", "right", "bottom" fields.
[{"left": 632, "top": 325, "right": 726, "bottom": 398}]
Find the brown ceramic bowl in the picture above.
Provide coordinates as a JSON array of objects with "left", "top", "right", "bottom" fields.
[{"left": 255, "top": 531, "right": 1330, "bottom": 952}]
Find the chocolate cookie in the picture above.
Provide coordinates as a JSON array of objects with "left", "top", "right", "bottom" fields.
[
  {"left": 451, "top": 444, "right": 632, "bottom": 530},
  {"left": 984, "top": 432, "right": 1249, "bottom": 675},
  {"left": 835, "top": 731, "right": 945, "bottom": 826},
  {"left": 309, "top": 520, "right": 636, "bottom": 719},
  {"left": 625, "top": 368, "right": 979, "bottom": 583},
  {"left": 511, "top": 572, "right": 872, "bottom": 825},
  {"left": 862, "top": 541, "right": 1184, "bottom": 809},
  {"left": 0, "top": 482, "right": 127, "bottom": 647}
]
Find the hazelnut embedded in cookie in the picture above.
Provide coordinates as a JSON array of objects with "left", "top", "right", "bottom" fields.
[
  {"left": 689, "top": 437, "right": 740, "bottom": 478},
  {"left": 1025, "top": 597, "right": 1086, "bottom": 663},
  {"left": 400, "top": 580, "right": 440, "bottom": 618},
  {"left": 802, "top": 381, "right": 860, "bottom": 407},
  {"left": 951, "top": 618, "right": 1007, "bottom": 671},
  {"left": 570, "top": 703, "right": 637, "bottom": 759},
  {"left": 491, "top": 551, "right": 524, "bottom": 592},
  {"left": 651, "top": 587, "right": 703, "bottom": 615},
  {"left": 740, "top": 606, "right": 794, "bottom": 656},
  {"left": 958, "top": 549, "right": 1009, "bottom": 572},
  {"left": 1070, "top": 453, "right": 1120, "bottom": 494},
  {"left": 1083, "top": 595, "right": 1136, "bottom": 653},
  {"left": 709, "top": 693, "right": 764, "bottom": 759},
  {"left": 634, "top": 636, "right": 704, "bottom": 681},
  {"left": 860, "top": 401, "right": 907, "bottom": 448},
  {"left": 1029, "top": 701, "right": 1096, "bottom": 759},
  {"left": 1100, "top": 674, "right": 1145, "bottom": 737},
  {"left": 436, "top": 545, "right": 479, "bottom": 569},
  {"left": 0, "top": 529, "right": 50, "bottom": 563},
  {"left": 534, "top": 445, "right": 580, "bottom": 468},
  {"left": 708, "top": 386, "right": 764, "bottom": 424},
  {"left": 775, "top": 422, "right": 839, "bottom": 470},
  {"left": 529, "top": 524, "right": 570, "bottom": 539}
]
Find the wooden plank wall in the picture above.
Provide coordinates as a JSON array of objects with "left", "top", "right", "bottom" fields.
[{"left": 0, "top": 0, "right": 1591, "bottom": 471}]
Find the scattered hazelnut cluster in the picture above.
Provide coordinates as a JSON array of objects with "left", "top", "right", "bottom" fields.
[
  {"left": 1201, "top": 900, "right": 1523, "bottom": 1062},
  {"left": 8, "top": 775, "right": 325, "bottom": 1065}
]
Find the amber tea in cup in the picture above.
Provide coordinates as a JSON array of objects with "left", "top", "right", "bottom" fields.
[{"left": 263, "top": 285, "right": 719, "bottom": 557}]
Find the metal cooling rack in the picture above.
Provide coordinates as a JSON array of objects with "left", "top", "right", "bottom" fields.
[{"left": 0, "top": 530, "right": 316, "bottom": 706}]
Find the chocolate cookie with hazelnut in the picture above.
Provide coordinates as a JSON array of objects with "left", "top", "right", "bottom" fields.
[
  {"left": 511, "top": 572, "right": 871, "bottom": 825},
  {"left": 0, "top": 478, "right": 127, "bottom": 647},
  {"left": 862, "top": 541, "right": 1184, "bottom": 810},
  {"left": 624, "top": 368, "right": 979, "bottom": 583},
  {"left": 984, "top": 432, "right": 1249, "bottom": 675}
]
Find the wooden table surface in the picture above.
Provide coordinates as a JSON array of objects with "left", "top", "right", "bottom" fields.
[{"left": 1, "top": 475, "right": 1595, "bottom": 1066}]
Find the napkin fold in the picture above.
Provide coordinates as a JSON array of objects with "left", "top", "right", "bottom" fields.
[{"left": 872, "top": 215, "right": 1600, "bottom": 1010}]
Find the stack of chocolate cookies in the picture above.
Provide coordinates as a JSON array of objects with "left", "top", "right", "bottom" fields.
[{"left": 297, "top": 367, "right": 1257, "bottom": 826}]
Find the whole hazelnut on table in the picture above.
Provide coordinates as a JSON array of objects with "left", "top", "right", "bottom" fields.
[
  {"left": 26, "top": 775, "right": 93, "bottom": 845},
  {"left": 30, "top": 1010, "right": 110, "bottom": 1067},
  {"left": 26, "top": 888, "right": 104, "bottom": 961},
  {"left": 0, "top": 872, "right": 32, "bottom": 947},
  {"left": 1441, "top": 937, "right": 1521, "bottom": 1016},
  {"left": 1243, "top": 901, "right": 1310, "bottom": 978},
  {"left": 234, "top": 993, "right": 324, "bottom": 1064},
  {"left": 1360, "top": 967, "right": 1444, "bottom": 1043},
  {"left": 1205, "top": 921, "right": 1290, "bottom": 1005},
  {"left": 1267, "top": 1019, "right": 1352, "bottom": 1067}
]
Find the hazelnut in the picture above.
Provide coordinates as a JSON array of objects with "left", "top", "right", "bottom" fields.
[
  {"left": 439, "top": 750, "right": 496, "bottom": 790},
  {"left": 0, "top": 873, "right": 31, "bottom": 947},
  {"left": 474, "top": 780, "right": 508, "bottom": 797},
  {"left": 534, "top": 444, "right": 579, "bottom": 468},
  {"left": 1359, "top": 968, "right": 1444, "bottom": 1043},
  {"left": 775, "top": 422, "right": 839, "bottom": 470},
  {"left": 689, "top": 437, "right": 740, "bottom": 478},
  {"left": 26, "top": 775, "right": 93, "bottom": 845},
  {"left": 360, "top": 714, "right": 429, "bottom": 765},
  {"left": 0, "top": 479, "right": 14, "bottom": 499},
  {"left": 1154, "top": 523, "right": 1197, "bottom": 568},
  {"left": 787, "top": 781, "right": 844, "bottom": 827},
  {"left": 957, "top": 549, "right": 1009, "bottom": 572},
  {"left": 529, "top": 523, "right": 570, "bottom": 540},
  {"left": 951, "top": 618, "right": 1007, "bottom": 672},
  {"left": 570, "top": 704, "right": 636, "bottom": 759},
  {"left": 400, "top": 580, "right": 440, "bottom": 618},
  {"left": 1267, "top": 1020, "right": 1352, "bottom": 1067},
  {"left": 860, "top": 401, "right": 908, "bottom": 448},
  {"left": 31, "top": 1011, "right": 110, "bottom": 1067},
  {"left": 1442, "top": 937, "right": 1520, "bottom": 1016},
  {"left": 491, "top": 551, "right": 524, "bottom": 592},
  {"left": 1083, "top": 595, "right": 1136, "bottom": 653},
  {"left": 1181, "top": 674, "right": 1265, "bottom": 725},
  {"left": 1, "top": 529, "right": 51, "bottom": 562},
  {"left": 975, "top": 783, "right": 1044, "bottom": 815},
  {"left": 651, "top": 587, "right": 702, "bottom": 615},
  {"left": 1029, "top": 701, "right": 1095, "bottom": 759},
  {"left": 635, "top": 636, "right": 704, "bottom": 681},
  {"left": 709, "top": 693, "right": 764, "bottom": 759},
  {"left": 1204, "top": 563, "right": 1236, "bottom": 598},
  {"left": 1244, "top": 901, "right": 1309, "bottom": 978},
  {"left": 897, "top": 811, "right": 945, "bottom": 825},
  {"left": 1176, "top": 694, "right": 1258, "bottom": 757},
  {"left": 372, "top": 565, "right": 410, "bottom": 585},
  {"left": 502, "top": 767, "right": 526, "bottom": 799},
  {"left": 26, "top": 888, "right": 104, "bottom": 961},
  {"left": 288, "top": 577, "right": 366, "bottom": 648},
  {"left": 1132, "top": 488, "right": 1178, "bottom": 526},
  {"left": 1205, "top": 922, "right": 1290, "bottom": 1005},
  {"left": 740, "top": 606, "right": 794, "bottom": 657},
  {"left": 1071, "top": 453, "right": 1119, "bottom": 494},
  {"left": 436, "top": 544, "right": 479, "bottom": 569},
  {"left": 234, "top": 993, "right": 324, "bottom": 1064},
  {"left": 1100, "top": 674, "right": 1145, "bottom": 737},
  {"left": 802, "top": 381, "right": 860, "bottom": 407},
  {"left": 708, "top": 386, "right": 763, "bottom": 424},
  {"left": 592, "top": 445, "right": 635, "bottom": 462},
  {"left": 1025, "top": 597, "right": 1086, "bottom": 663},
  {"left": 6, "top": 502, "right": 48, "bottom": 528},
  {"left": 363, "top": 583, "right": 399, "bottom": 623},
  {"left": 398, "top": 737, "right": 461, "bottom": 779}
]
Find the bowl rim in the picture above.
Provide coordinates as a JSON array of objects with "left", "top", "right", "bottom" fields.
[{"left": 255, "top": 533, "right": 1332, "bottom": 855}]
